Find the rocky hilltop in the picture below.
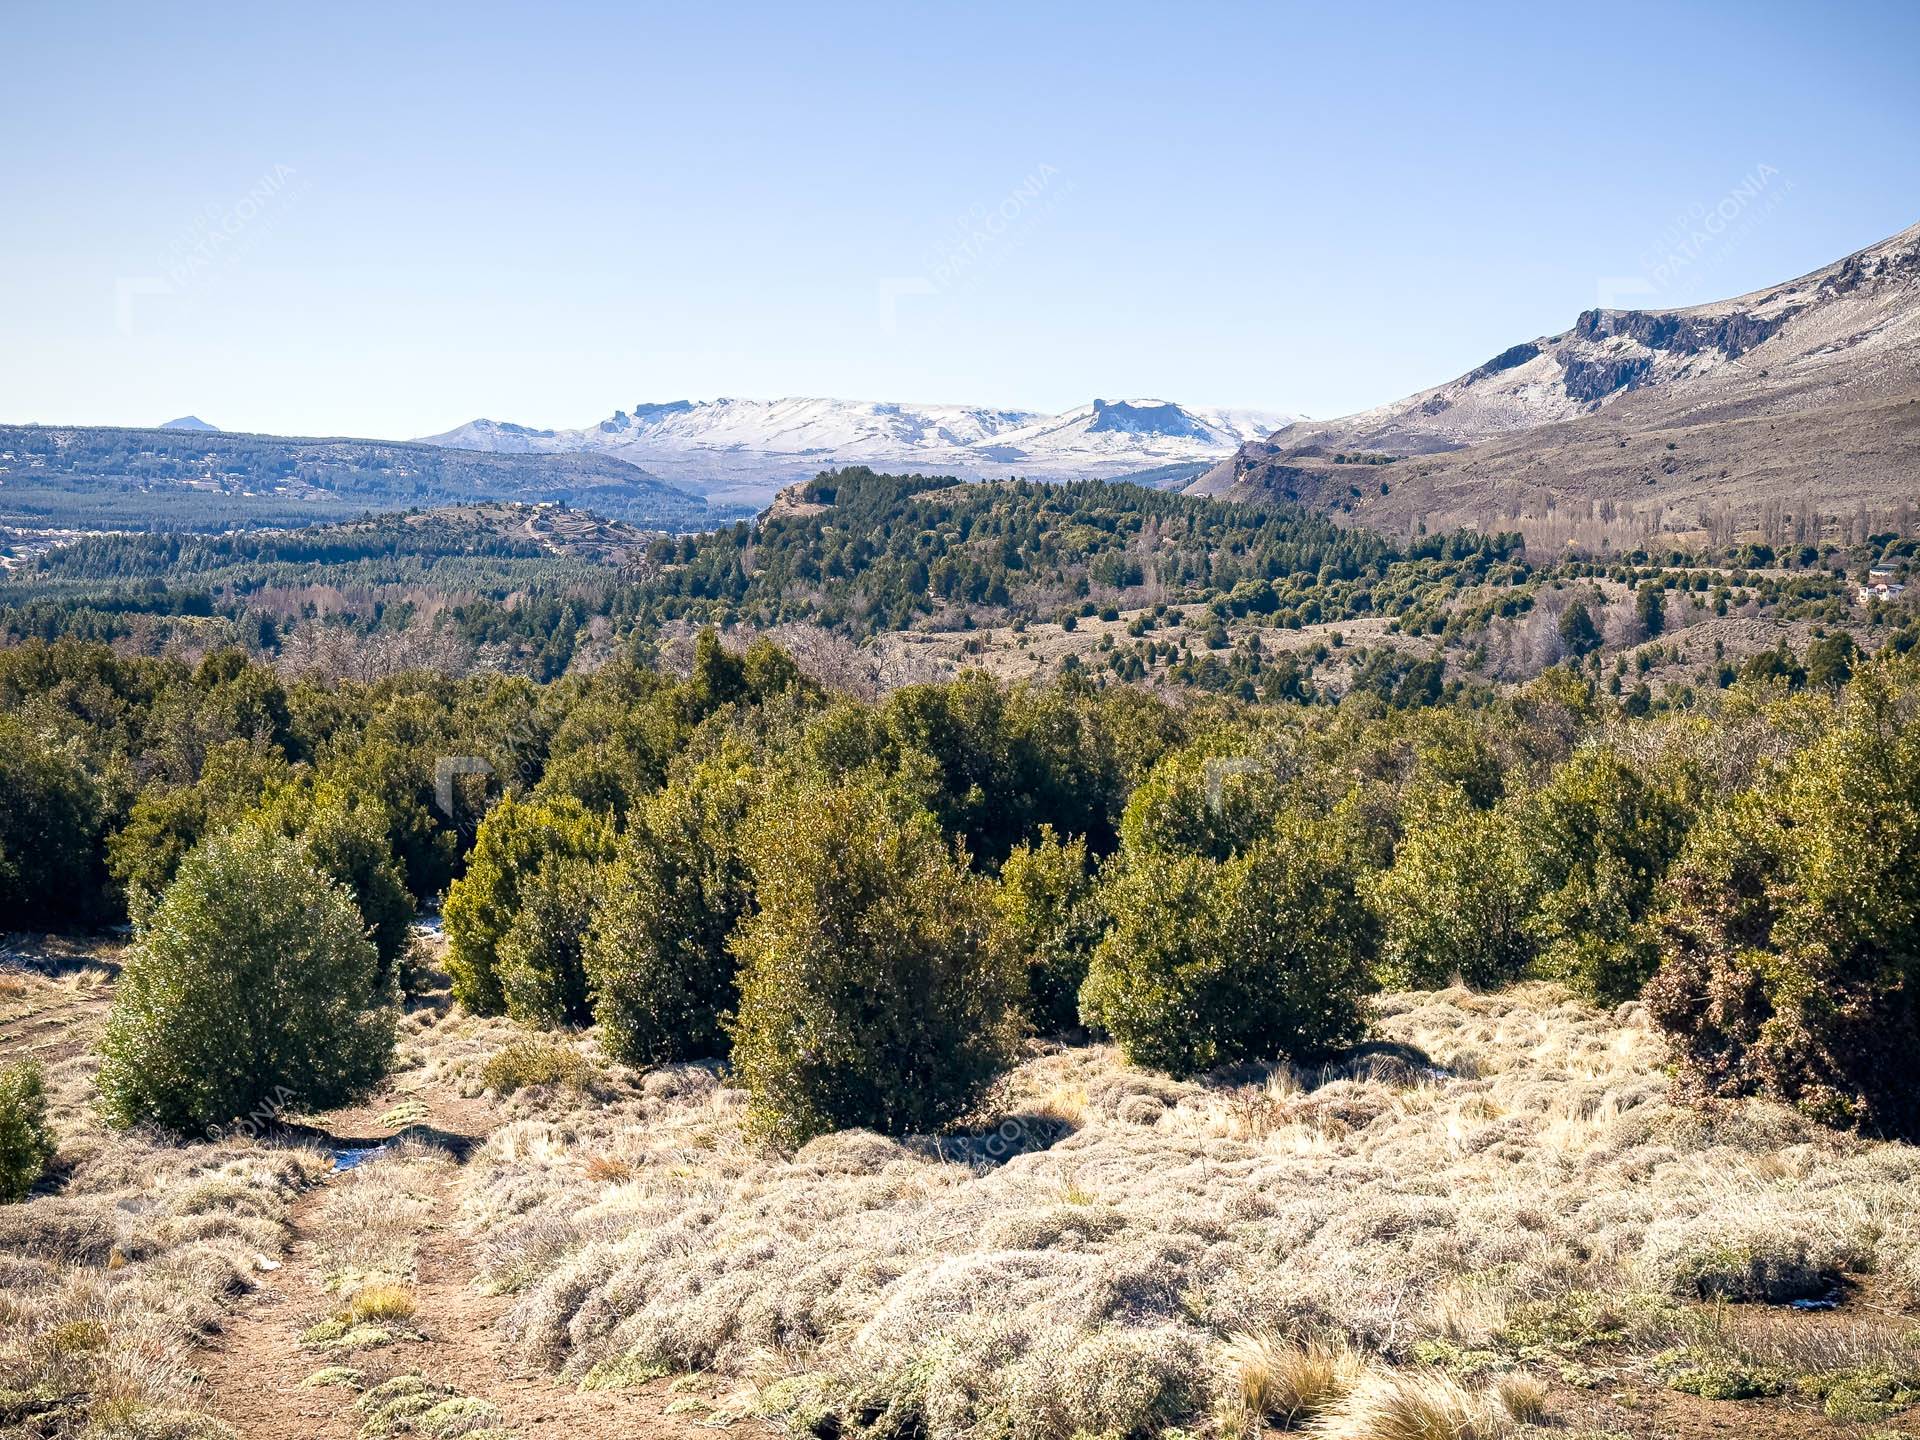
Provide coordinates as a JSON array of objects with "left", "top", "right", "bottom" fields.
[{"left": 1193, "top": 221, "right": 1920, "bottom": 547}]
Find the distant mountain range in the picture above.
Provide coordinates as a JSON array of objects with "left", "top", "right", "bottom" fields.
[
  {"left": 159, "top": 415, "right": 220, "bottom": 432},
  {"left": 418, "top": 397, "right": 1298, "bottom": 507},
  {"left": 1192, "top": 221, "right": 1920, "bottom": 540},
  {"left": 0, "top": 424, "right": 729, "bottom": 533}
]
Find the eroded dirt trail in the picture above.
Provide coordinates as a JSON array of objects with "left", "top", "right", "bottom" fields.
[
  {"left": 193, "top": 990, "right": 703, "bottom": 1440},
  {"left": 196, "top": 1180, "right": 359, "bottom": 1440}
]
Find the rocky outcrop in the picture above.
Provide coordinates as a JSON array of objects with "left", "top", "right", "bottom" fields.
[
  {"left": 1572, "top": 307, "right": 1787, "bottom": 360},
  {"left": 1470, "top": 342, "right": 1541, "bottom": 381},
  {"left": 1560, "top": 354, "right": 1653, "bottom": 404}
]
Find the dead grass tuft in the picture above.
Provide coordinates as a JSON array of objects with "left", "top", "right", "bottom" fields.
[
  {"left": 1308, "top": 1368, "right": 1513, "bottom": 1439},
  {"left": 1217, "top": 1331, "right": 1364, "bottom": 1433},
  {"left": 479, "top": 1036, "right": 595, "bottom": 1097},
  {"left": 439, "top": 984, "right": 1920, "bottom": 1440},
  {"left": 345, "top": 1282, "right": 417, "bottom": 1324}
]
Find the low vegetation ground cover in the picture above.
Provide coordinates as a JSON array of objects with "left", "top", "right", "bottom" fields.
[
  {"left": 2, "top": 931, "right": 1917, "bottom": 1439},
  {"left": 0, "top": 945, "right": 332, "bottom": 1439},
  {"left": 459, "top": 984, "right": 1920, "bottom": 1439}
]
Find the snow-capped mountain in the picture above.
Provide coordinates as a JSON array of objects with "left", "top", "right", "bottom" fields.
[{"left": 419, "top": 397, "right": 1297, "bottom": 508}]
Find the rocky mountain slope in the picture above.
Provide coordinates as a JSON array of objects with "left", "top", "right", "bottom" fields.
[
  {"left": 420, "top": 396, "right": 1296, "bottom": 507},
  {"left": 1192, "top": 221, "right": 1920, "bottom": 547}
]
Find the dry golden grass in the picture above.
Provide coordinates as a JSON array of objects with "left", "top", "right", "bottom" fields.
[
  {"left": 1307, "top": 1368, "right": 1513, "bottom": 1439},
  {"left": 1217, "top": 1331, "right": 1364, "bottom": 1433},
  {"left": 450, "top": 983, "right": 1920, "bottom": 1440},
  {"left": 306, "top": 1136, "right": 453, "bottom": 1293},
  {"left": 345, "top": 1283, "right": 418, "bottom": 1325},
  {"left": 0, "top": 952, "right": 331, "bottom": 1438},
  {"left": 1492, "top": 1371, "right": 1549, "bottom": 1424}
]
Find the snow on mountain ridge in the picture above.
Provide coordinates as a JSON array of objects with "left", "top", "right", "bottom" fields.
[{"left": 417, "top": 396, "right": 1298, "bottom": 507}]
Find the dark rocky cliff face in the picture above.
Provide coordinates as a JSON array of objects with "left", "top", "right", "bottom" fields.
[
  {"left": 1571, "top": 307, "right": 1787, "bottom": 359},
  {"left": 1560, "top": 354, "right": 1653, "bottom": 404}
]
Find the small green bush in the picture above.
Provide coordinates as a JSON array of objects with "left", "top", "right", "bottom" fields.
[
  {"left": 0, "top": 1059, "right": 56, "bottom": 1201},
  {"left": 443, "top": 796, "right": 614, "bottom": 1014},
  {"left": 1369, "top": 784, "right": 1537, "bottom": 989},
  {"left": 1082, "top": 811, "right": 1374, "bottom": 1078},
  {"left": 258, "top": 781, "right": 416, "bottom": 982},
  {"left": 727, "top": 780, "right": 1022, "bottom": 1146},
  {"left": 1524, "top": 744, "right": 1690, "bottom": 1003},
  {"left": 496, "top": 852, "right": 605, "bottom": 1025},
  {"left": 0, "top": 713, "right": 103, "bottom": 929},
  {"left": 1815, "top": 1366, "right": 1920, "bottom": 1423},
  {"left": 97, "top": 824, "right": 394, "bottom": 1133},
  {"left": 1649, "top": 660, "right": 1920, "bottom": 1138},
  {"left": 106, "top": 739, "right": 289, "bottom": 915}
]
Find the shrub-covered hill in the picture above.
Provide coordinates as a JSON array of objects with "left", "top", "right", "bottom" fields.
[{"left": 632, "top": 467, "right": 1523, "bottom": 638}]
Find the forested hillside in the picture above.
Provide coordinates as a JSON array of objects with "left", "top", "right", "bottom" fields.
[{"left": 6, "top": 469, "right": 1908, "bottom": 703}]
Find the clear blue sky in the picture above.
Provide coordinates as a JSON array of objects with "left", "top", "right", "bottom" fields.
[{"left": 3, "top": 0, "right": 1915, "bottom": 439}]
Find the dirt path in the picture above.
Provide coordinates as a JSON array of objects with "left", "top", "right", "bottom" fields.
[
  {"left": 195, "top": 1026, "right": 708, "bottom": 1439},
  {"left": 195, "top": 1180, "right": 359, "bottom": 1440}
]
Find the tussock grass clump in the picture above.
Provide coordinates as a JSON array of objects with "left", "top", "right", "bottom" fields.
[
  {"left": 1492, "top": 1371, "right": 1549, "bottom": 1424},
  {"left": 1308, "top": 1368, "right": 1514, "bottom": 1439},
  {"left": 1216, "top": 1331, "right": 1364, "bottom": 1433},
  {"left": 345, "top": 1282, "right": 417, "bottom": 1323},
  {"left": 479, "top": 1036, "right": 595, "bottom": 1097}
]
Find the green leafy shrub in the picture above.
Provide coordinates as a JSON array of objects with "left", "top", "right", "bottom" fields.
[
  {"left": 443, "top": 795, "right": 615, "bottom": 1014},
  {"left": 586, "top": 752, "right": 756, "bottom": 1063},
  {"left": 97, "top": 824, "right": 394, "bottom": 1133},
  {"left": 0, "top": 1059, "right": 55, "bottom": 1201},
  {"left": 727, "top": 780, "right": 1022, "bottom": 1145},
  {"left": 1648, "top": 659, "right": 1920, "bottom": 1138},
  {"left": 106, "top": 739, "right": 289, "bottom": 914},
  {"left": 496, "top": 852, "right": 606, "bottom": 1025},
  {"left": 995, "top": 825, "right": 1105, "bottom": 1033},
  {"left": 1081, "top": 811, "right": 1374, "bottom": 1078},
  {"left": 1814, "top": 1366, "right": 1920, "bottom": 1423},
  {"left": 1369, "top": 784, "right": 1537, "bottom": 989},
  {"left": 257, "top": 781, "right": 415, "bottom": 981},
  {"left": 1524, "top": 744, "right": 1690, "bottom": 1002},
  {"left": 0, "top": 714, "right": 103, "bottom": 929},
  {"left": 1115, "top": 736, "right": 1288, "bottom": 862}
]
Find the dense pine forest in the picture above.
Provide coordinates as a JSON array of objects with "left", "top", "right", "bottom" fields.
[{"left": 5, "top": 470, "right": 1903, "bottom": 696}]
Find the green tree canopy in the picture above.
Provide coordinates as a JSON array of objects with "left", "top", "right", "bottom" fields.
[
  {"left": 1082, "top": 811, "right": 1374, "bottom": 1077},
  {"left": 586, "top": 748, "right": 759, "bottom": 1062},
  {"left": 443, "top": 794, "right": 615, "bottom": 1014},
  {"left": 1648, "top": 659, "right": 1920, "bottom": 1138}
]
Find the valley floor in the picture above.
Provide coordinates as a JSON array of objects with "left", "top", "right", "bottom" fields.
[{"left": 3, "top": 931, "right": 1918, "bottom": 1440}]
